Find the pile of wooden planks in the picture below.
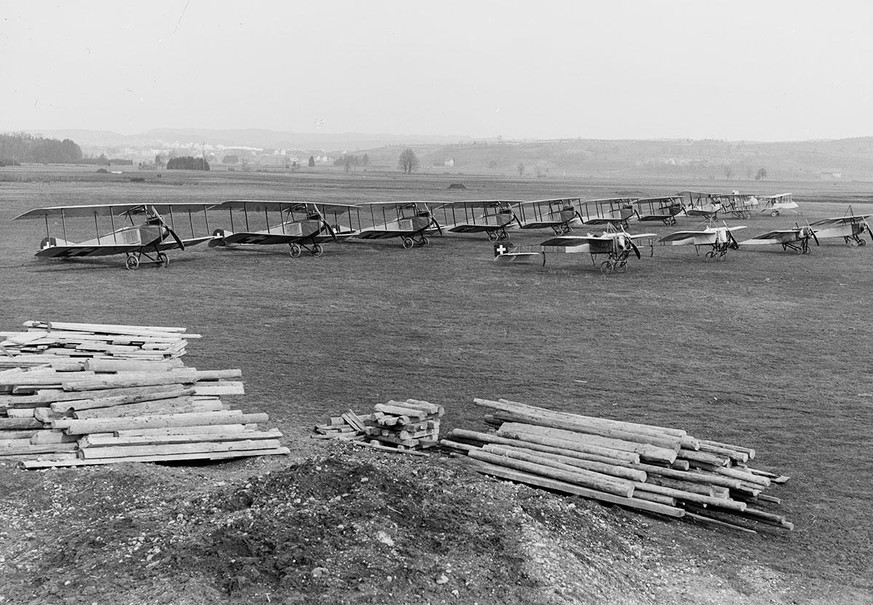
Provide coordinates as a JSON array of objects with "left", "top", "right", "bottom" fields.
[
  {"left": 0, "top": 321, "right": 288, "bottom": 468},
  {"left": 314, "top": 399, "right": 443, "bottom": 452},
  {"left": 441, "top": 398, "right": 791, "bottom": 534}
]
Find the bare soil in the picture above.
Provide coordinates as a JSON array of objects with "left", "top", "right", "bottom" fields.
[{"left": 1, "top": 168, "right": 871, "bottom": 604}]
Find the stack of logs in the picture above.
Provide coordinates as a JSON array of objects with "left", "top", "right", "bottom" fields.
[
  {"left": 314, "top": 399, "right": 442, "bottom": 452},
  {"left": 0, "top": 321, "right": 288, "bottom": 468},
  {"left": 441, "top": 398, "right": 791, "bottom": 534}
]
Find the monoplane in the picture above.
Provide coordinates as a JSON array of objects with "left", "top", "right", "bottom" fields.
[
  {"left": 354, "top": 201, "right": 441, "bottom": 248},
  {"left": 742, "top": 224, "right": 818, "bottom": 254},
  {"left": 659, "top": 221, "right": 747, "bottom": 260},
  {"left": 539, "top": 226, "right": 657, "bottom": 274},
  {"left": 808, "top": 207, "right": 872, "bottom": 246},
  {"left": 758, "top": 193, "right": 798, "bottom": 217},
  {"left": 632, "top": 196, "right": 685, "bottom": 225},
  {"left": 13, "top": 203, "right": 213, "bottom": 269},
  {"left": 208, "top": 200, "right": 357, "bottom": 257},
  {"left": 514, "top": 198, "right": 584, "bottom": 234},
  {"left": 431, "top": 200, "right": 522, "bottom": 241}
]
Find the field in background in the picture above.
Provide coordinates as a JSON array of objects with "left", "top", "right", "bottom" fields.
[{"left": 1, "top": 167, "right": 872, "bottom": 600}]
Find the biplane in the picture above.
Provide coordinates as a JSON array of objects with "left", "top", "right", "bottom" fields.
[
  {"left": 717, "top": 193, "right": 759, "bottom": 219},
  {"left": 632, "top": 196, "right": 685, "bottom": 225},
  {"left": 758, "top": 193, "right": 799, "bottom": 217},
  {"left": 13, "top": 203, "right": 213, "bottom": 269},
  {"left": 678, "top": 191, "right": 725, "bottom": 220},
  {"left": 742, "top": 224, "right": 818, "bottom": 253},
  {"left": 577, "top": 197, "right": 638, "bottom": 228},
  {"left": 208, "top": 200, "right": 357, "bottom": 257},
  {"left": 808, "top": 207, "right": 873, "bottom": 246},
  {"left": 354, "top": 201, "right": 441, "bottom": 248},
  {"left": 538, "top": 226, "right": 657, "bottom": 274},
  {"left": 432, "top": 200, "right": 522, "bottom": 241},
  {"left": 659, "top": 222, "right": 747, "bottom": 261},
  {"left": 514, "top": 198, "right": 584, "bottom": 234}
]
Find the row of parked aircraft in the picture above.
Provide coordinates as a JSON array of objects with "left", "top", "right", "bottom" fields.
[{"left": 12, "top": 193, "right": 871, "bottom": 272}]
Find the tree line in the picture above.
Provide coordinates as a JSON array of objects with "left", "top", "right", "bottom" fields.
[{"left": 0, "top": 133, "right": 83, "bottom": 165}]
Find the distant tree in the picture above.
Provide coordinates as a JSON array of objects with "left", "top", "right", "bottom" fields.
[
  {"left": 167, "top": 156, "right": 210, "bottom": 171},
  {"left": 517, "top": 162, "right": 525, "bottom": 176},
  {"left": 397, "top": 148, "right": 419, "bottom": 174},
  {"left": 361, "top": 153, "right": 369, "bottom": 168},
  {"left": 155, "top": 154, "right": 166, "bottom": 169},
  {"left": 723, "top": 165, "right": 734, "bottom": 179},
  {"left": 222, "top": 155, "right": 239, "bottom": 165},
  {"left": 755, "top": 167, "right": 767, "bottom": 180},
  {"left": 308, "top": 155, "right": 315, "bottom": 168}
]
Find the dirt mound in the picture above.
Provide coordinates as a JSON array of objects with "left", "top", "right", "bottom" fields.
[{"left": 0, "top": 444, "right": 819, "bottom": 604}]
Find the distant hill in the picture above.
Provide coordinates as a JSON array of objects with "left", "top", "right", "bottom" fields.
[{"left": 11, "top": 128, "right": 873, "bottom": 181}]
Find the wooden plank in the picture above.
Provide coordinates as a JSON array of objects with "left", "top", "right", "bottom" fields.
[
  {"left": 80, "top": 429, "right": 283, "bottom": 448},
  {"left": 58, "top": 410, "right": 248, "bottom": 434},
  {"left": 78, "top": 438, "right": 283, "bottom": 459},
  {"left": 482, "top": 444, "right": 647, "bottom": 482},
  {"left": 19, "top": 447, "right": 290, "bottom": 469},
  {"left": 52, "top": 387, "right": 197, "bottom": 413}
]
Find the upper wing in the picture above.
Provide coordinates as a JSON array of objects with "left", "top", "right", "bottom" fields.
[
  {"left": 741, "top": 230, "right": 795, "bottom": 245},
  {"left": 15, "top": 202, "right": 215, "bottom": 220},
  {"left": 810, "top": 215, "right": 871, "bottom": 226},
  {"left": 540, "top": 235, "right": 598, "bottom": 247}
]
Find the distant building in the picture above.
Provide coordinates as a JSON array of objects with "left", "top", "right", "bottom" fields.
[
  {"left": 444, "top": 158, "right": 455, "bottom": 167},
  {"left": 820, "top": 170, "right": 842, "bottom": 180}
]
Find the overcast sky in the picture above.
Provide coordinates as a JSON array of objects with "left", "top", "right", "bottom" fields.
[{"left": 2, "top": 0, "right": 873, "bottom": 141}]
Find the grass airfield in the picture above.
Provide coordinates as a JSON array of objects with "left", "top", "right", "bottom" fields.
[{"left": 1, "top": 166, "right": 872, "bottom": 601}]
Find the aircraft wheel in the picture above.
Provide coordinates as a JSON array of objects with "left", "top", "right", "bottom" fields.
[
  {"left": 419, "top": 236, "right": 429, "bottom": 246},
  {"left": 312, "top": 244, "right": 324, "bottom": 257},
  {"left": 289, "top": 244, "right": 302, "bottom": 258},
  {"left": 616, "top": 262, "right": 627, "bottom": 274},
  {"left": 487, "top": 231, "right": 498, "bottom": 242},
  {"left": 402, "top": 237, "right": 414, "bottom": 249},
  {"left": 600, "top": 261, "right": 613, "bottom": 275},
  {"left": 859, "top": 238, "right": 867, "bottom": 247},
  {"left": 704, "top": 251, "right": 715, "bottom": 261},
  {"left": 157, "top": 253, "right": 169, "bottom": 268},
  {"left": 770, "top": 210, "right": 780, "bottom": 217},
  {"left": 125, "top": 255, "right": 140, "bottom": 270},
  {"left": 553, "top": 227, "right": 562, "bottom": 235}
]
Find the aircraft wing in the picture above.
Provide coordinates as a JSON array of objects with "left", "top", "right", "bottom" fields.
[
  {"left": 14, "top": 202, "right": 216, "bottom": 220},
  {"left": 741, "top": 230, "right": 797, "bottom": 245},
  {"left": 810, "top": 215, "right": 871, "bottom": 227},
  {"left": 540, "top": 235, "right": 599, "bottom": 247},
  {"left": 659, "top": 230, "right": 709, "bottom": 244}
]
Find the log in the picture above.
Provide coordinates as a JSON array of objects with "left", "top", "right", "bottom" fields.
[
  {"left": 466, "top": 459, "right": 684, "bottom": 518},
  {"left": 677, "top": 449, "right": 728, "bottom": 467},
  {"left": 51, "top": 387, "right": 197, "bottom": 413},
  {"left": 73, "top": 398, "right": 223, "bottom": 419},
  {"left": 439, "top": 439, "right": 480, "bottom": 452},
  {"left": 0, "top": 442, "right": 78, "bottom": 456},
  {"left": 499, "top": 423, "right": 678, "bottom": 464},
  {"left": 475, "top": 397, "right": 688, "bottom": 439},
  {"left": 8, "top": 385, "right": 188, "bottom": 407},
  {"left": 19, "top": 446, "right": 289, "bottom": 469},
  {"left": 58, "top": 410, "right": 250, "bottom": 434},
  {"left": 0, "top": 417, "right": 44, "bottom": 430},
  {"left": 373, "top": 403, "right": 428, "bottom": 419},
  {"left": 22, "top": 320, "right": 195, "bottom": 337},
  {"left": 696, "top": 441, "right": 749, "bottom": 464},
  {"left": 482, "top": 444, "right": 647, "bottom": 482},
  {"left": 80, "top": 429, "right": 283, "bottom": 448},
  {"left": 351, "top": 440, "right": 429, "bottom": 457},
  {"left": 193, "top": 382, "right": 245, "bottom": 396},
  {"left": 692, "top": 463, "right": 772, "bottom": 487},
  {"left": 468, "top": 449, "right": 634, "bottom": 497},
  {"left": 83, "top": 358, "right": 183, "bottom": 373},
  {"left": 632, "top": 491, "right": 677, "bottom": 506},
  {"left": 498, "top": 428, "right": 642, "bottom": 463},
  {"left": 78, "top": 438, "right": 283, "bottom": 459},
  {"left": 446, "top": 428, "right": 639, "bottom": 464},
  {"left": 684, "top": 511, "right": 758, "bottom": 534},
  {"left": 113, "top": 424, "right": 256, "bottom": 437},
  {"left": 487, "top": 410, "right": 683, "bottom": 452},
  {"left": 632, "top": 482, "right": 747, "bottom": 512},
  {"left": 5, "top": 408, "right": 36, "bottom": 418},
  {"left": 390, "top": 399, "right": 444, "bottom": 416},
  {"left": 30, "top": 431, "right": 78, "bottom": 444},
  {"left": 698, "top": 438, "right": 756, "bottom": 460}
]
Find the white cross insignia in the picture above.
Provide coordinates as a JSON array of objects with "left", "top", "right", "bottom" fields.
[{"left": 496, "top": 244, "right": 508, "bottom": 254}]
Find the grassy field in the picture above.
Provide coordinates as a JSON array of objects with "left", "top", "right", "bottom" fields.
[{"left": 1, "top": 166, "right": 872, "bottom": 602}]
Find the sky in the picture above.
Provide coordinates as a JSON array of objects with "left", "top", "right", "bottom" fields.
[{"left": 2, "top": 0, "right": 873, "bottom": 141}]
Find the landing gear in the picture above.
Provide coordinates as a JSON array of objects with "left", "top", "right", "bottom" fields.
[
  {"left": 125, "top": 254, "right": 140, "bottom": 270},
  {"left": 289, "top": 244, "right": 302, "bottom": 258},
  {"left": 770, "top": 210, "right": 780, "bottom": 217},
  {"left": 402, "top": 237, "right": 414, "bottom": 249},
  {"left": 400, "top": 232, "right": 431, "bottom": 249},
  {"left": 599, "top": 249, "right": 630, "bottom": 275},
  {"left": 157, "top": 252, "right": 169, "bottom": 267},
  {"left": 312, "top": 244, "right": 324, "bottom": 257}
]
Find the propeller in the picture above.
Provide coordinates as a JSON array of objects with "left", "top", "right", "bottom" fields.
[
  {"left": 513, "top": 213, "right": 523, "bottom": 229},
  {"left": 722, "top": 221, "right": 740, "bottom": 249},
  {"left": 803, "top": 222, "right": 819, "bottom": 246},
  {"left": 430, "top": 217, "right": 443, "bottom": 235},
  {"left": 154, "top": 214, "right": 185, "bottom": 250},
  {"left": 864, "top": 218, "right": 873, "bottom": 243},
  {"left": 321, "top": 220, "right": 338, "bottom": 242},
  {"left": 629, "top": 238, "right": 641, "bottom": 259}
]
